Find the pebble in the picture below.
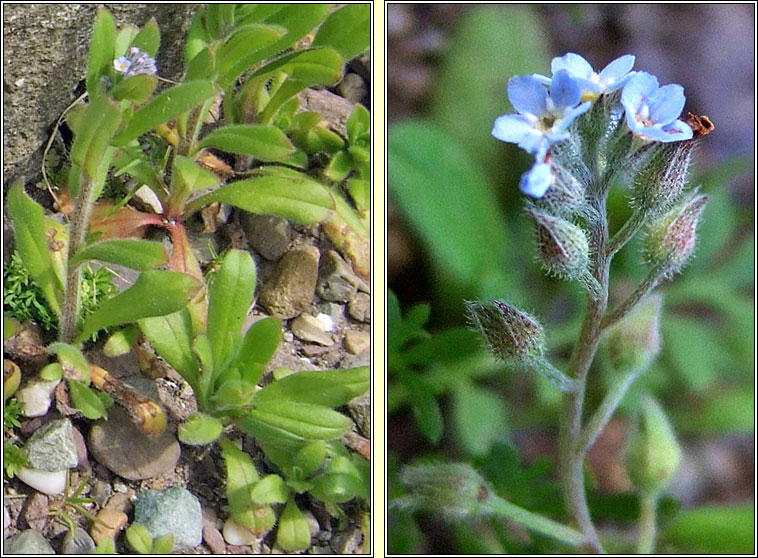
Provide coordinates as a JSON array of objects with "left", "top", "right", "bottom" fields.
[
  {"left": 291, "top": 314, "right": 334, "bottom": 346},
  {"left": 88, "top": 376, "right": 180, "bottom": 481},
  {"left": 202, "top": 508, "right": 226, "bottom": 554},
  {"left": 348, "top": 292, "right": 371, "bottom": 323},
  {"left": 337, "top": 73, "right": 367, "bottom": 104},
  {"left": 4, "top": 528, "right": 55, "bottom": 554},
  {"left": 134, "top": 486, "right": 203, "bottom": 551},
  {"left": 90, "top": 508, "right": 128, "bottom": 545},
  {"left": 133, "top": 184, "right": 163, "bottom": 213},
  {"left": 222, "top": 517, "right": 258, "bottom": 546},
  {"left": 330, "top": 526, "right": 364, "bottom": 554},
  {"left": 316, "top": 312, "right": 335, "bottom": 332},
  {"left": 16, "top": 377, "right": 60, "bottom": 417},
  {"left": 344, "top": 331, "right": 370, "bottom": 355},
  {"left": 91, "top": 479, "right": 113, "bottom": 508},
  {"left": 4, "top": 503, "right": 10, "bottom": 532},
  {"left": 16, "top": 467, "right": 67, "bottom": 495},
  {"left": 241, "top": 213, "right": 292, "bottom": 261},
  {"left": 259, "top": 245, "right": 320, "bottom": 318},
  {"left": 25, "top": 418, "right": 78, "bottom": 472},
  {"left": 304, "top": 510, "right": 321, "bottom": 537},
  {"left": 61, "top": 526, "right": 96, "bottom": 554},
  {"left": 348, "top": 392, "right": 371, "bottom": 438},
  {"left": 21, "top": 492, "right": 48, "bottom": 532},
  {"left": 317, "top": 250, "right": 361, "bottom": 302}
]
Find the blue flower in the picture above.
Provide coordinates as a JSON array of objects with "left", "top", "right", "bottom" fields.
[
  {"left": 112, "top": 47, "right": 157, "bottom": 78},
  {"left": 519, "top": 161, "right": 553, "bottom": 198},
  {"left": 492, "top": 70, "right": 591, "bottom": 161},
  {"left": 113, "top": 57, "right": 131, "bottom": 73},
  {"left": 621, "top": 72, "right": 693, "bottom": 143},
  {"left": 534, "top": 53, "right": 636, "bottom": 100}
]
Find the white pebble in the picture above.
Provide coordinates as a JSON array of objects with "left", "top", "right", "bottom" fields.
[
  {"left": 222, "top": 518, "right": 257, "bottom": 546},
  {"left": 16, "top": 467, "right": 67, "bottom": 495},
  {"left": 16, "top": 378, "right": 60, "bottom": 417},
  {"left": 315, "top": 313, "right": 334, "bottom": 332}
]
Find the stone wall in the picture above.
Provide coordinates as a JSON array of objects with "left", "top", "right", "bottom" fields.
[{"left": 3, "top": 4, "right": 198, "bottom": 190}]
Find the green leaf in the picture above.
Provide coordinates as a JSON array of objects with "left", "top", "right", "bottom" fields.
[
  {"left": 276, "top": 498, "right": 311, "bottom": 552},
  {"left": 216, "top": 24, "right": 287, "bottom": 89},
  {"left": 168, "top": 155, "right": 221, "bottom": 211},
  {"left": 48, "top": 342, "right": 90, "bottom": 382},
  {"left": 152, "top": 534, "right": 174, "bottom": 555},
  {"left": 210, "top": 379, "right": 257, "bottom": 410},
  {"left": 186, "top": 167, "right": 332, "bottom": 224},
  {"left": 67, "top": 379, "right": 108, "bottom": 419},
  {"left": 115, "top": 26, "right": 138, "bottom": 58},
  {"left": 249, "top": 401, "right": 351, "bottom": 441},
  {"left": 103, "top": 326, "right": 138, "bottom": 357},
  {"left": 294, "top": 440, "right": 327, "bottom": 477},
  {"left": 86, "top": 8, "right": 116, "bottom": 96},
  {"left": 250, "top": 47, "right": 344, "bottom": 85},
  {"left": 255, "top": 367, "right": 370, "bottom": 408},
  {"left": 388, "top": 120, "right": 513, "bottom": 294},
  {"left": 207, "top": 250, "right": 256, "bottom": 374},
  {"left": 310, "top": 471, "right": 365, "bottom": 504},
  {"left": 139, "top": 309, "right": 199, "bottom": 391},
  {"left": 663, "top": 505, "right": 754, "bottom": 554},
  {"left": 200, "top": 124, "right": 294, "bottom": 162},
  {"left": 70, "top": 239, "right": 167, "bottom": 270},
  {"left": 410, "top": 391, "right": 444, "bottom": 444},
  {"left": 312, "top": 3, "right": 370, "bottom": 60},
  {"left": 77, "top": 271, "right": 201, "bottom": 343},
  {"left": 131, "top": 18, "right": 160, "bottom": 56},
  {"left": 234, "top": 317, "right": 281, "bottom": 382},
  {"left": 325, "top": 150, "right": 353, "bottom": 182},
  {"left": 346, "top": 104, "right": 370, "bottom": 144},
  {"left": 39, "top": 362, "right": 63, "bottom": 382},
  {"left": 185, "top": 10, "right": 210, "bottom": 64},
  {"left": 246, "top": 4, "right": 332, "bottom": 65},
  {"left": 178, "top": 412, "right": 224, "bottom": 445},
  {"left": 109, "top": 74, "right": 158, "bottom": 103},
  {"left": 7, "top": 180, "right": 61, "bottom": 314},
  {"left": 185, "top": 47, "right": 215, "bottom": 81},
  {"left": 219, "top": 437, "right": 268, "bottom": 531},
  {"left": 125, "top": 523, "right": 153, "bottom": 555},
  {"left": 193, "top": 334, "right": 215, "bottom": 377},
  {"left": 94, "top": 537, "right": 116, "bottom": 554},
  {"left": 250, "top": 474, "right": 289, "bottom": 504},
  {"left": 453, "top": 382, "right": 508, "bottom": 457},
  {"left": 112, "top": 81, "right": 219, "bottom": 146},
  {"left": 70, "top": 95, "right": 123, "bottom": 180}
]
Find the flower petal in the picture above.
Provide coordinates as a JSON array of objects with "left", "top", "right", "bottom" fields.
[
  {"left": 508, "top": 75, "right": 548, "bottom": 116},
  {"left": 598, "top": 54, "right": 635, "bottom": 84},
  {"left": 554, "top": 101, "right": 592, "bottom": 133},
  {"left": 621, "top": 72, "right": 659, "bottom": 109},
  {"left": 532, "top": 73, "right": 552, "bottom": 86},
  {"left": 519, "top": 162, "right": 553, "bottom": 198},
  {"left": 550, "top": 70, "right": 582, "bottom": 109},
  {"left": 648, "top": 84, "right": 686, "bottom": 125},
  {"left": 660, "top": 119, "right": 694, "bottom": 142},
  {"left": 551, "top": 53, "right": 593, "bottom": 79},
  {"left": 492, "top": 114, "right": 536, "bottom": 143}
]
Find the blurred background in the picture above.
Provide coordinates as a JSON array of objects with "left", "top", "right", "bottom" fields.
[{"left": 387, "top": 4, "right": 754, "bottom": 554}]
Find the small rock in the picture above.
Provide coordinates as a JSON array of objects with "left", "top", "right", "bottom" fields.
[
  {"left": 91, "top": 480, "right": 113, "bottom": 508},
  {"left": 62, "top": 526, "right": 96, "bottom": 554},
  {"left": 348, "top": 392, "right": 371, "bottom": 438},
  {"left": 4, "top": 528, "right": 55, "bottom": 554},
  {"left": 304, "top": 510, "right": 320, "bottom": 537},
  {"left": 16, "top": 378, "right": 60, "bottom": 418},
  {"left": 344, "top": 331, "right": 370, "bottom": 355},
  {"left": 71, "top": 426, "right": 89, "bottom": 472},
  {"left": 259, "top": 245, "right": 320, "bottom": 318},
  {"left": 202, "top": 508, "right": 226, "bottom": 554},
  {"left": 187, "top": 230, "right": 221, "bottom": 266},
  {"left": 16, "top": 467, "right": 67, "bottom": 495},
  {"left": 90, "top": 508, "right": 128, "bottom": 546},
  {"left": 21, "top": 492, "right": 48, "bottom": 532},
  {"left": 25, "top": 419, "right": 78, "bottom": 472},
  {"left": 330, "top": 527, "right": 364, "bottom": 554},
  {"left": 337, "top": 73, "right": 367, "bottom": 104},
  {"left": 241, "top": 213, "right": 292, "bottom": 261},
  {"left": 315, "top": 312, "right": 335, "bottom": 332},
  {"left": 222, "top": 518, "right": 258, "bottom": 546},
  {"left": 4, "top": 503, "right": 11, "bottom": 532},
  {"left": 88, "top": 376, "right": 179, "bottom": 480},
  {"left": 291, "top": 314, "right": 334, "bottom": 346},
  {"left": 348, "top": 292, "right": 371, "bottom": 323},
  {"left": 340, "top": 353, "right": 370, "bottom": 369},
  {"left": 133, "top": 184, "right": 163, "bottom": 213},
  {"left": 134, "top": 486, "right": 203, "bottom": 551},
  {"left": 317, "top": 250, "right": 361, "bottom": 302}
]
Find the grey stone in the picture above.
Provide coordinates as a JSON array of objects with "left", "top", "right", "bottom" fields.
[
  {"left": 337, "top": 73, "right": 367, "bottom": 104},
  {"left": 3, "top": 4, "right": 197, "bottom": 190},
  {"left": 25, "top": 418, "right": 78, "bottom": 472},
  {"left": 291, "top": 314, "right": 334, "bottom": 346},
  {"left": 4, "top": 528, "right": 55, "bottom": 554},
  {"left": 134, "top": 486, "right": 203, "bottom": 551},
  {"left": 259, "top": 245, "right": 320, "bottom": 318},
  {"left": 348, "top": 392, "right": 371, "bottom": 438},
  {"left": 61, "top": 526, "right": 96, "bottom": 554},
  {"left": 348, "top": 292, "right": 371, "bottom": 323},
  {"left": 329, "top": 527, "right": 364, "bottom": 554},
  {"left": 317, "top": 250, "right": 361, "bottom": 302},
  {"left": 241, "top": 213, "right": 292, "bottom": 261},
  {"left": 88, "top": 375, "right": 179, "bottom": 480},
  {"left": 344, "top": 330, "right": 370, "bottom": 355}
]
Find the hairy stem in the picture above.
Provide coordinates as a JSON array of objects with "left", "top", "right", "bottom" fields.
[
  {"left": 487, "top": 494, "right": 586, "bottom": 547},
  {"left": 606, "top": 208, "right": 646, "bottom": 258},
  {"left": 637, "top": 491, "right": 659, "bottom": 554},
  {"left": 602, "top": 270, "right": 662, "bottom": 330}
]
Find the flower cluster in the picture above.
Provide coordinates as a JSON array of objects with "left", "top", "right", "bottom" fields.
[
  {"left": 492, "top": 53, "right": 694, "bottom": 199},
  {"left": 113, "top": 46, "right": 157, "bottom": 78}
]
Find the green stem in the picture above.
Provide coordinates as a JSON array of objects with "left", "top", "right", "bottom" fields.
[
  {"left": 601, "top": 270, "right": 662, "bottom": 330},
  {"left": 637, "top": 491, "right": 659, "bottom": 554},
  {"left": 487, "top": 494, "right": 586, "bottom": 547},
  {"left": 606, "top": 208, "right": 646, "bottom": 258}
]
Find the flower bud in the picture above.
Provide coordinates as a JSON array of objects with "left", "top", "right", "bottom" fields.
[
  {"left": 625, "top": 396, "right": 682, "bottom": 495},
  {"left": 632, "top": 139, "right": 695, "bottom": 216},
  {"left": 464, "top": 299, "right": 545, "bottom": 364},
  {"left": 643, "top": 190, "right": 708, "bottom": 277},
  {"left": 396, "top": 463, "right": 491, "bottom": 519},
  {"left": 527, "top": 206, "right": 591, "bottom": 281},
  {"left": 603, "top": 293, "right": 662, "bottom": 372},
  {"left": 535, "top": 148, "right": 589, "bottom": 218}
]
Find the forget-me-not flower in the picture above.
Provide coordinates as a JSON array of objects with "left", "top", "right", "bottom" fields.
[
  {"left": 534, "top": 53, "right": 636, "bottom": 101},
  {"left": 493, "top": 70, "right": 591, "bottom": 161},
  {"left": 519, "top": 161, "right": 553, "bottom": 198},
  {"left": 113, "top": 47, "right": 157, "bottom": 78},
  {"left": 621, "top": 72, "right": 693, "bottom": 143}
]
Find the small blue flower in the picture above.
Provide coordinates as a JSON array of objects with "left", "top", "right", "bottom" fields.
[
  {"left": 534, "top": 53, "right": 636, "bottom": 100},
  {"left": 621, "top": 72, "right": 693, "bottom": 143},
  {"left": 519, "top": 161, "right": 553, "bottom": 198},
  {"left": 492, "top": 70, "right": 591, "bottom": 161},
  {"left": 113, "top": 57, "right": 131, "bottom": 73},
  {"left": 112, "top": 47, "right": 157, "bottom": 78}
]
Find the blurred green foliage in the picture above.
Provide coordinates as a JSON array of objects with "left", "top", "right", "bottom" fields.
[{"left": 388, "top": 4, "right": 754, "bottom": 554}]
